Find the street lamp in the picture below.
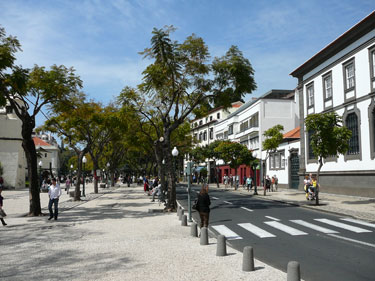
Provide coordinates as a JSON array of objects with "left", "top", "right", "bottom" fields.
[
  {"left": 70, "top": 164, "right": 73, "bottom": 184},
  {"left": 106, "top": 162, "right": 110, "bottom": 187},
  {"left": 82, "top": 156, "right": 87, "bottom": 197},
  {"left": 38, "top": 160, "right": 43, "bottom": 191}
]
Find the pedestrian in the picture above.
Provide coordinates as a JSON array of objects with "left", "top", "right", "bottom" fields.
[
  {"left": 271, "top": 176, "right": 275, "bottom": 192},
  {"left": 274, "top": 175, "right": 278, "bottom": 191},
  {"left": 144, "top": 176, "right": 150, "bottom": 195},
  {"left": 243, "top": 175, "right": 247, "bottom": 188},
  {"left": 0, "top": 187, "right": 7, "bottom": 226},
  {"left": 246, "top": 176, "right": 253, "bottom": 192},
  {"left": 223, "top": 174, "right": 228, "bottom": 189},
  {"left": 48, "top": 178, "right": 61, "bottom": 221},
  {"left": 196, "top": 184, "right": 211, "bottom": 228},
  {"left": 65, "top": 178, "right": 71, "bottom": 194},
  {"left": 265, "top": 175, "right": 271, "bottom": 192}
]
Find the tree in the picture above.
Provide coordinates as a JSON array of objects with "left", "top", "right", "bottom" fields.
[
  {"left": 305, "top": 112, "right": 351, "bottom": 185},
  {"left": 262, "top": 124, "right": 284, "bottom": 195},
  {"left": 214, "top": 141, "right": 255, "bottom": 190},
  {"left": 42, "top": 99, "right": 100, "bottom": 201},
  {"left": 190, "top": 140, "right": 223, "bottom": 188},
  {"left": 1, "top": 27, "right": 82, "bottom": 215},
  {"left": 119, "top": 26, "right": 256, "bottom": 210}
]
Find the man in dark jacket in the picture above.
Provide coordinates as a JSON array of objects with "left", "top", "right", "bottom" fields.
[{"left": 197, "top": 184, "right": 211, "bottom": 228}]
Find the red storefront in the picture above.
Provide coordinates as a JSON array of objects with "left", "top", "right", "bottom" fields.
[{"left": 216, "top": 164, "right": 260, "bottom": 186}]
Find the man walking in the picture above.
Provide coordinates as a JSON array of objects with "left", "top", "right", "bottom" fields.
[{"left": 48, "top": 178, "right": 61, "bottom": 220}]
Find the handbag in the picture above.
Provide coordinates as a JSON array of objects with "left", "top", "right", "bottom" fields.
[
  {"left": 0, "top": 207, "right": 7, "bottom": 217},
  {"left": 192, "top": 199, "right": 198, "bottom": 210}
]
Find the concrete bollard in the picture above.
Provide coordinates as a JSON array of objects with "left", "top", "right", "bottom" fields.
[
  {"left": 242, "top": 246, "right": 254, "bottom": 272},
  {"left": 181, "top": 215, "right": 187, "bottom": 226},
  {"left": 200, "top": 227, "right": 208, "bottom": 245},
  {"left": 179, "top": 209, "right": 184, "bottom": 221},
  {"left": 287, "top": 261, "right": 300, "bottom": 281},
  {"left": 177, "top": 206, "right": 181, "bottom": 217},
  {"left": 190, "top": 222, "right": 198, "bottom": 237},
  {"left": 216, "top": 235, "right": 227, "bottom": 256}
]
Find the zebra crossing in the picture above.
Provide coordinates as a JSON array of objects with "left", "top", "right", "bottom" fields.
[{"left": 211, "top": 216, "right": 374, "bottom": 240}]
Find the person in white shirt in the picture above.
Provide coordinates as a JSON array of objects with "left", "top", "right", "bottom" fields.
[{"left": 48, "top": 178, "right": 62, "bottom": 220}]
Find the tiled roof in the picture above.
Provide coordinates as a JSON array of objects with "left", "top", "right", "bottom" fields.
[
  {"left": 283, "top": 127, "right": 300, "bottom": 139},
  {"left": 33, "top": 137, "right": 51, "bottom": 146}
]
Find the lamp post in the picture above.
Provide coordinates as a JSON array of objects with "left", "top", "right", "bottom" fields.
[
  {"left": 70, "top": 164, "right": 73, "bottom": 184},
  {"left": 106, "top": 162, "right": 110, "bottom": 187},
  {"left": 82, "top": 156, "right": 87, "bottom": 197},
  {"left": 186, "top": 161, "right": 193, "bottom": 222},
  {"left": 38, "top": 160, "right": 43, "bottom": 191}
]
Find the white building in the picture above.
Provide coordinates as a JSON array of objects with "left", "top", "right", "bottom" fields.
[
  {"left": 189, "top": 101, "right": 243, "bottom": 147},
  {"left": 0, "top": 104, "right": 26, "bottom": 188},
  {"left": 268, "top": 127, "right": 300, "bottom": 189},
  {"left": 291, "top": 11, "right": 375, "bottom": 197},
  {"left": 214, "top": 89, "right": 299, "bottom": 185},
  {"left": 33, "top": 134, "right": 61, "bottom": 179}
]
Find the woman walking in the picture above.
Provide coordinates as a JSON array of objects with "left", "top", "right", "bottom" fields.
[
  {"left": 196, "top": 184, "right": 211, "bottom": 228},
  {"left": 0, "top": 187, "right": 7, "bottom": 226}
]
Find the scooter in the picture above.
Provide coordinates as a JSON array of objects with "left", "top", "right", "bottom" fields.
[{"left": 305, "top": 185, "right": 319, "bottom": 205}]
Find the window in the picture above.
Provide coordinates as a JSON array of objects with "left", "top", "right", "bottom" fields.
[
  {"left": 210, "top": 116, "right": 213, "bottom": 121},
  {"left": 203, "top": 130, "right": 207, "bottom": 141},
  {"left": 240, "top": 120, "right": 249, "bottom": 132},
  {"left": 371, "top": 107, "right": 375, "bottom": 157},
  {"left": 281, "top": 153, "right": 285, "bottom": 168},
  {"left": 199, "top": 132, "right": 202, "bottom": 141},
  {"left": 199, "top": 120, "right": 203, "bottom": 126},
  {"left": 345, "top": 63, "right": 355, "bottom": 90},
  {"left": 369, "top": 46, "right": 375, "bottom": 91},
  {"left": 306, "top": 83, "right": 314, "bottom": 108},
  {"left": 224, "top": 131, "right": 228, "bottom": 139},
  {"left": 217, "top": 113, "right": 220, "bottom": 119},
  {"left": 269, "top": 151, "right": 285, "bottom": 170},
  {"left": 249, "top": 113, "right": 259, "bottom": 128},
  {"left": 323, "top": 73, "right": 332, "bottom": 100},
  {"left": 249, "top": 136, "right": 259, "bottom": 149},
  {"left": 45, "top": 153, "right": 47, "bottom": 157},
  {"left": 228, "top": 124, "right": 233, "bottom": 135},
  {"left": 308, "top": 130, "right": 315, "bottom": 160},
  {"left": 346, "top": 113, "right": 359, "bottom": 155},
  {"left": 209, "top": 128, "right": 213, "bottom": 140},
  {"left": 194, "top": 133, "right": 197, "bottom": 140}
]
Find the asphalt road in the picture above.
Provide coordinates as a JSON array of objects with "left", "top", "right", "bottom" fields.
[{"left": 177, "top": 185, "right": 375, "bottom": 281}]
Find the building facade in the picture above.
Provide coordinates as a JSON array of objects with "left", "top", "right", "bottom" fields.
[
  {"left": 214, "top": 89, "right": 299, "bottom": 185},
  {"left": 291, "top": 11, "right": 375, "bottom": 197},
  {"left": 0, "top": 104, "right": 26, "bottom": 188}
]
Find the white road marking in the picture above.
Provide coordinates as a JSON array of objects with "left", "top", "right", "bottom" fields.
[
  {"left": 265, "top": 216, "right": 280, "bottom": 221},
  {"left": 340, "top": 218, "right": 375, "bottom": 229},
  {"left": 238, "top": 223, "right": 276, "bottom": 238},
  {"left": 223, "top": 201, "right": 233, "bottom": 205},
  {"left": 315, "top": 219, "right": 372, "bottom": 233},
  {"left": 240, "top": 207, "right": 253, "bottom": 212},
  {"left": 328, "top": 234, "right": 375, "bottom": 248},
  {"left": 211, "top": 196, "right": 219, "bottom": 200},
  {"left": 212, "top": 225, "right": 242, "bottom": 240},
  {"left": 290, "top": 220, "right": 339, "bottom": 234},
  {"left": 264, "top": 221, "right": 308, "bottom": 236}
]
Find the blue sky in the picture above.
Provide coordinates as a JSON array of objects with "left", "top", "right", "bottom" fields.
[{"left": 1, "top": 0, "right": 373, "bottom": 121}]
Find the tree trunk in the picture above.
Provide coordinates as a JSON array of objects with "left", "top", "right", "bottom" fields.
[
  {"left": 74, "top": 152, "right": 84, "bottom": 201},
  {"left": 164, "top": 139, "right": 177, "bottom": 211},
  {"left": 212, "top": 161, "right": 220, "bottom": 188},
  {"left": 23, "top": 133, "right": 42, "bottom": 216}
]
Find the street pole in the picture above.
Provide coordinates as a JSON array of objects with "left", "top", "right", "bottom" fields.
[
  {"left": 82, "top": 156, "right": 87, "bottom": 197},
  {"left": 82, "top": 163, "right": 86, "bottom": 197},
  {"left": 187, "top": 162, "right": 192, "bottom": 222}
]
